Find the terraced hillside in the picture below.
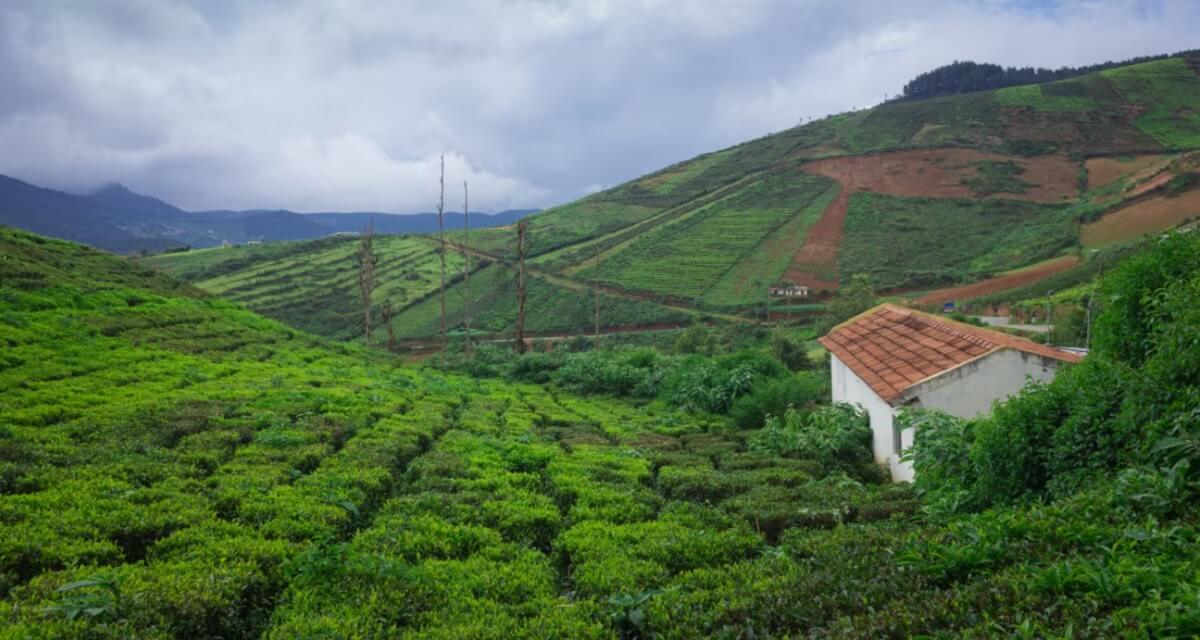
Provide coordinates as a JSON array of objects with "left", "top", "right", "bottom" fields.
[
  {"left": 8, "top": 226, "right": 1200, "bottom": 638},
  {"left": 460, "top": 54, "right": 1200, "bottom": 308},
  {"left": 145, "top": 234, "right": 691, "bottom": 344},
  {"left": 144, "top": 55, "right": 1200, "bottom": 338}
]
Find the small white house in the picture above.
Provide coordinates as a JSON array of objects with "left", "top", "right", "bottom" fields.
[{"left": 819, "top": 304, "right": 1083, "bottom": 482}]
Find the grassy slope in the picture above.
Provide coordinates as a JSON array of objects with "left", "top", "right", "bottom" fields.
[
  {"left": 0, "top": 226, "right": 913, "bottom": 638},
  {"left": 7, "top": 227, "right": 1200, "bottom": 638},
  {"left": 142, "top": 56, "right": 1200, "bottom": 336},
  {"left": 474, "top": 55, "right": 1200, "bottom": 305}
]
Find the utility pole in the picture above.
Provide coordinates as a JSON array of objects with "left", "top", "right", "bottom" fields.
[
  {"left": 437, "top": 155, "right": 447, "bottom": 354},
  {"left": 356, "top": 217, "right": 377, "bottom": 344},
  {"left": 515, "top": 220, "right": 528, "bottom": 354},
  {"left": 1085, "top": 255, "right": 1103, "bottom": 349},
  {"left": 593, "top": 246, "right": 601, "bottom": 350},
  {"left": 462, "top": 180, "right": 471, "bottom": 355}
]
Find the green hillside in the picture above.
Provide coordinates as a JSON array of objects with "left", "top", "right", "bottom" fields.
[
  {"left": 468, "top": 53, "right": 1200, "bottom": 312},
  {"left": 7, "top": 225, "right": 1200, "bottom": 638},
  {"left": 146, "top": 55, "right": 1200, "bottom": 341},
  {"left": 145, "top": 234, "right": 691, "bottom": 344}
]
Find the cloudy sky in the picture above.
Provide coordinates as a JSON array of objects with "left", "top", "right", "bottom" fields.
[{"left": 0, "top": 0, "right": 1196, "bottom": 213}]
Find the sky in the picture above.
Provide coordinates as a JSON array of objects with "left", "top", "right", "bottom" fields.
[{"left": 0, "top": 0, "right": 1196, "bottom": 213}]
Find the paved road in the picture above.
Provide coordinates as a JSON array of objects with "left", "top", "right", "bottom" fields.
[{"left": 977, "top": 316, "right": 1054, "bottom": 333}]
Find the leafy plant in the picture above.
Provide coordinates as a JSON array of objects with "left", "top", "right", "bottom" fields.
[{"left": 41, "top": 575, "right": 123, "bottom": 622}]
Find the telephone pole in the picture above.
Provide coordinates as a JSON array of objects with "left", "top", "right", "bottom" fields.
[
  {"left": 593, "top": 247, "right": 601, "bottom": 350},
  {"left": 462, "top": 181, "right": 471, "bottom": 355},
  {"left": 515, "top": 220, "right": 528, "bottom": 354},
  {"left": 437, "top": 155, "right": 447, "bottom": 353}
]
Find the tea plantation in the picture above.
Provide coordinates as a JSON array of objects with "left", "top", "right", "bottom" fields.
[
  {"left": 6, "top": 218, "right": 1200, "bottom": 638},
  {"left": 142, "top": 54, "right": 1200, "bottom": 337}
]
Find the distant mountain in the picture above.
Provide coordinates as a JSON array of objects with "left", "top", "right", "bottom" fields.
[
  {"left": 0, "top": 174, "right": 538, "bottom": 253},
  {"left": 88, "top": 183, "right": 187, "bottom": 223},
  {"left": 0, "top": 175, "right": 177, "bottom": 253},
  {"left": 305, "top": 210, "right": 536, "bottom": 235}
]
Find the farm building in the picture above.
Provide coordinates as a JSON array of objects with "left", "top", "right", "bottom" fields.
[{"left": 819, "top": 304, "right": 1083, "bottom": 482}]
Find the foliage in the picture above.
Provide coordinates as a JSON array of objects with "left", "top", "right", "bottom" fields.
[
  {"left": 818, "top": 273, "right": 875, "bottom": 332},
  {"left": 961, "top": 160, "right": 1036, "bottom": 195},
  {"left": 905, "top": 231, "right": 1200, "bottom": 512},
  {"left": 770, "top": 329, "right": 812, "bottom": 371},
  {"left": 729, "top": 373, "right": 827, "bottom": 429},
  {"left": 897, "top": 50, "right": 1200, "bottom": 101},
  {"left": 748, "top": 404, "right": 872, "bottom": 474},
  {"left": 10, "top": 204, "right": 1200, "bottom": 636},
  {"left": 839, "top": 193, "right": 1076, "bottom": 290}
]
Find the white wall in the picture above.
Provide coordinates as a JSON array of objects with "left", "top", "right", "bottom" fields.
[
  {"left": 831, "top": 349, "right": 1067, "bottom": 484},
  {"left": 904, "top": 349, "right": 1063, "bottom": 419},
  {"left": 830, "top": 354, "right": 908, "bottom": 480}
]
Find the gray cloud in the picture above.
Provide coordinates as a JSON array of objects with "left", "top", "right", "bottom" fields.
[{"left": 0, "top": 0, "right": 1195, "bottom": 212}]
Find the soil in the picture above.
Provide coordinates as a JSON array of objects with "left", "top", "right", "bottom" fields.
[
  {"left": 1082, "top": 190, "right": 1200, "bottom": 248},
  {"left": 1085, "top": 155, "right": 1169, "bottom": 190},
  {"left": 802, "top": 148, "right": 1078, "bottom": 203},
  {"left": 914, "top": 256, "right": 1081, "bottom": 305}
]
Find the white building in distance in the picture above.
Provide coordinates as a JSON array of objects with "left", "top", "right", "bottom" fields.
[{"left": 819, "top": 304, "right": 1083, "bottom": 482}]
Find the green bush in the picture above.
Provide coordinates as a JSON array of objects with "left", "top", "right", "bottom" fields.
[
  {"left": 729, "top": 372, "right": 827, "bottom": 429},
  {"left": 748, "top": 404, "right": 872, "bottom": 473}
]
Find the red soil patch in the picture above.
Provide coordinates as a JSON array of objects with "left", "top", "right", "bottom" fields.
[
  {"left": 781, "top": 149, "right": 1078, "bottom": 292},
  {"left": 1085, "top": 155, "right": 1169, "bottom": 190},
  {"left": 915, "top": 256, "right": 1081, "bottom": 305},
  {"left": 783, "top": 184, "right": 847, "bottom": 291},
  {"left": 1082, "top": 190, "right": 1200, "bottom": 248},
  {"left": 1127, "top": 170, "right": 1174, "bottom": 198},
  {"left": 803, "top": 149, "right": 1078, "bottom": 203}
]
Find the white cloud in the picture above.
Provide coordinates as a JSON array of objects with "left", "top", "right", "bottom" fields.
[{"left": 0, "top": 0, "right": 1196, "bottom": 212}]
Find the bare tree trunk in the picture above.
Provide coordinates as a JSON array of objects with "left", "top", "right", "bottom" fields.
[
  {"left": 515, "top": 220, "right": 528, "bottom": 354},
  {"left": 462, "top": 181, "right": 471, "bottom": 355},
  {"left": 381, "top": 302, "right": 395, "bottom": 351},
  {"left": 593, "top": 246, "right": 600, "bottom": 350},
  {"left": 437, "top": 155, "right": 447, "bottom": 353},
  {"left": 357, "top": 217, "right": 377, "bottom": 344}
]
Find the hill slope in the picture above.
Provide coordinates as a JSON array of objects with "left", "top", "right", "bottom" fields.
[
  {"left": 461, "top": 54, "right": 1200, "bottom": 306},
  {"left": 7, "top": 226, "right": 1200, "bottom": 638},
  {"left": 139, "top": 54, "right": 1200, "bottom": 340}
]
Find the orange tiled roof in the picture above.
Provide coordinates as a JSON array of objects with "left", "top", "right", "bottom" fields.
[{"left": 818, "top": 303, "right": 1084, "bottom": 404}]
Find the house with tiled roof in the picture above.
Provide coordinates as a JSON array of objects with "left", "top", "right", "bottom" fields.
[{"left": 819, "top": 303, "right": 1084, "bottom": 482}]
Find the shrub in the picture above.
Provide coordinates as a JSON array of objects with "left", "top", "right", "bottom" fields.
[
  {"left": 729, "top": 373, "right": 827, "bottom": 429},
  {"left": 901, "top": 409, "right": 980, "bottom": 515},
  {"left": 748, "top": 403, "right": 872, "bottom": 473},
  {"left": 770, "top": 330, "right": 812, "bottom": 371}
]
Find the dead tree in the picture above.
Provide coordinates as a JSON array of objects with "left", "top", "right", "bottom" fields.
[
  {"left": 437, "top": 155, "right": 447, "bottom": 350},
  {"left": 356, "top": 218, "right": 378, "bottom": 343},
  {"left": 515, "top": 219, "right": 528, "bottom": 354},
  {"left": 380, "top": 302, "right": 396, "bottom": 351},
  {"left": 593, "top": 246, "right": 601, "bottom": 350},
  {"left": 462, "top": 180, "right": 472, "bottom": 355}
]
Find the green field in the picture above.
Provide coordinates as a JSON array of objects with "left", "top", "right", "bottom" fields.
[
  {"left": 1104, "top": 57, "right": 1200, "bottom": 149},
  {"left": 579, "top": 174, "right": 835, "bottom": 302},
  {"left": 387, "top": 263, "right": 691, "bottom": 339},
  {"left": 838, "top": 193, "right": 1077, "bottom": 289},
  {"left": 6, "top": 226, "right": 1200, "bottom": 637},
  {"left": 146, "top": 235, "right": 467, "bottom": 341}
]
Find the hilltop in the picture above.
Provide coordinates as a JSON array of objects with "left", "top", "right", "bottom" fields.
[{"left": 148, "top": 53, "right": 1200, "bottom": 341}]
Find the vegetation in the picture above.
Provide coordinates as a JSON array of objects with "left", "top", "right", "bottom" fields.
[
  {"left": 6, "top": 220, "right": 1200, "bottom": 638},
  {"left": 130, "top": 55, "right": 1200, "bottom": 335},
  {"left": 898, "top": 49, "right": 1199, "bottom": 101},
  {"left": 839, "top": 193, "right": 1076, "bottom": 289}
]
